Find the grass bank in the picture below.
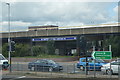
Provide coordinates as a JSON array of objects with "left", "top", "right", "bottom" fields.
[{"left": 13, "top": 54, "right": 76, "bottom": 58}]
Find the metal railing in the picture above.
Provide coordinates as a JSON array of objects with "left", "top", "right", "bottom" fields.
[{"left": 2, "top": 62, "right": 119, "bottom": 79}]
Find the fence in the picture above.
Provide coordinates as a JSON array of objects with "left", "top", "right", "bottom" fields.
[{"left": 2, "top": 62, "right": 119, "bottom": 79}]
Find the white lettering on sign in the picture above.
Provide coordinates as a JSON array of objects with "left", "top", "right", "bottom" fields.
[{"left": 32, "top": 37, "right": 76, "bottom": 41}]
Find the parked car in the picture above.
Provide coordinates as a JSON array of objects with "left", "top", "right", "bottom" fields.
[
  {"left": 28, "top": 59, "right": 63, "bottom": 72},
  {"left": 0, "top": 54, "right": 9, "bottom": 70},
  {"left": 77, "top": 57, "right": 107, "bottom": 71},
  {"left": 101, "top": 61, "right": 120, "bottom": 75}
]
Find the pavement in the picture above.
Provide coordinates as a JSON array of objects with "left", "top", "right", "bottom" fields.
[
  {"left": 1, "top": 77, "right": 119, "bottom": 80},
  {"left": 2, "top": 70, "right": 119, "bottom": 79}
]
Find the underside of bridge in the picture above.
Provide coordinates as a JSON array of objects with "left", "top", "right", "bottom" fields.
[{"left": 2, "top": 33, "right": 119, "bottom": 57}]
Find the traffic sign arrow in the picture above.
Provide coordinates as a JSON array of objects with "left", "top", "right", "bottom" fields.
[
  {"left": 92, "top": 51, "right": 112, "bottom": 59},
  {"left": 92, "top": 51, "right": 95, "bottom": 59}
]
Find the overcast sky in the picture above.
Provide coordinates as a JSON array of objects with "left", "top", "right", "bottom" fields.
[{"left": 0, "top": 0, "right": 119, "bottom": 32}]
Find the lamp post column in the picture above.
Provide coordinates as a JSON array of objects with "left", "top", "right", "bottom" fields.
[{"left": 6, "top": 3, "right": 11, "bottom": 73}]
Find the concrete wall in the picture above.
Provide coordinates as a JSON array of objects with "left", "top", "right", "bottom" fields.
[{"left": 1, "top": 26, "right": 120, "bottom": 38}]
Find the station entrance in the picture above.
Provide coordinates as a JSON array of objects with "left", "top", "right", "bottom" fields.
[
  {"left": 32, "top": 36, "right": 77, "bottom": 56},
  {"left": 31, "top": 34, "right": 105, "bottom": 56}
]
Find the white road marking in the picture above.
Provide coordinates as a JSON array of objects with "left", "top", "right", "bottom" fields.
[
  {"left": 9, "top": 76, "right": 26, "bottom": 80},
  {"left": 18, "top": 76, "right": 26, "bottom": 78}
]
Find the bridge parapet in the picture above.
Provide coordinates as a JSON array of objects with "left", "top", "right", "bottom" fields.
[{"left": 1, "top": 26, "right": 120, "bottom": 38}]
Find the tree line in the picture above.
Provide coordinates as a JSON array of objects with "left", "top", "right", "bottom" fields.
[{"left": 2, "top": 40, "right": 55, "bottom": 57}]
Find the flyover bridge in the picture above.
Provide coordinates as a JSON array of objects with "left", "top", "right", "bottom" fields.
[{"left": 1, "top": 23, "right": 120, "bottom": 38}]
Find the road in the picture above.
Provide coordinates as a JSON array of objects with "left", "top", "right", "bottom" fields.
[
  {"left": 9, "top": 62, "right": 78, "bottom": 72},
  {"left": 9, "top": 62, "right": 104, "bottom": 75},
  {"left": 1, "top": 75, "right": 118, "bottom": 80},
  {"left": 2, "top": 77, "right": 118, "bottom": 80},
  {"left": 2, "top": 75, "right": 26, "bottom": 80},
  {"left": 2, "top": 62, "right": 119, "bottom": 79},
  {"left": 2, "top": 73, "right": 119, "bottom": 80}
]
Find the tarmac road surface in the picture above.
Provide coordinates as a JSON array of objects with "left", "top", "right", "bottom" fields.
[
  {"left": 2, "top": 77, "right": 118, "bottom": 80},
  {"left": 2, "top": 62, "right": 119, "bottom": 80}
]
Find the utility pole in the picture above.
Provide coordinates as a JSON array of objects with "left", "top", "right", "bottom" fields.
[
  {"left": 79, "top": 36, "right": 88, "bottom": 75},
  {"left": 6, "top": 3, "right": 11, "bottom": 73}
]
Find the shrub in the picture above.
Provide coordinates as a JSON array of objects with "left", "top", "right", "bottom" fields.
[
  {"left": 46, "top": 40, "right": 55, "bottom": 55},
  {"left": 32, "top": 46, "right": 46, "bottom": 56}
]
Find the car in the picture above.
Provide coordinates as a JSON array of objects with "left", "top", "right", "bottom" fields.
[
  {"left": 101, "top": 61, "right": 120, "bottom": 75},
  {"left": 77, "top": 57, "right": 107, "bottom": 71},
  {"left": 28, "top": 59, "right": 63, "bottom": 72},
  {"left": 0, "top": 54, "right": 9, "bottom": 70}
]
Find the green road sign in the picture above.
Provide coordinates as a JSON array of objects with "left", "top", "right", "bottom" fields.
[{"left": 92, "top": 51, "right": 112, "bottom": 59}]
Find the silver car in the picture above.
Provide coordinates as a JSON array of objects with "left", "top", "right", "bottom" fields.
[{"left": 101, "top": 61, "right": 120, "bottom": 75}]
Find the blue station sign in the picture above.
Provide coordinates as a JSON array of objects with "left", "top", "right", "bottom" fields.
[{"left": 32, "top": 37, "right": 76, "bottom": 41}]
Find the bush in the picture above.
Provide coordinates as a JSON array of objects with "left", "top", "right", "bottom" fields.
[
  {"left": 14, "top": 43, "right": 30, "bottom": 57},
  {"left": 32, "top": 46, "right": 46, "bottom": 56},
  {"left": 103, "top": 36, "right": 120, "bottom": 57},
  {"left": 46, "top": 40, "right": 55, "bottom": 55},
  {"left": 2, "top": 43, "right": 8, "bottom": 57},
  {"left": 2, "top": 43, "right": 31, "bottom": 57}
]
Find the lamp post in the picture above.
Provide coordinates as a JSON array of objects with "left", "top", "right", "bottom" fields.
[{"left": 6, "top": 3, "right": 11, "bottom": 73}]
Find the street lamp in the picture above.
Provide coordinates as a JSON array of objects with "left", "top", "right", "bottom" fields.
[{"left": 6, "top": 3, "right": 11, "bottom": 72}]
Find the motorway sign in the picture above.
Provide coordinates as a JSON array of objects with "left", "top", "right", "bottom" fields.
[{"left": 92, "top": 51, "right": 112, "bottom": 59}]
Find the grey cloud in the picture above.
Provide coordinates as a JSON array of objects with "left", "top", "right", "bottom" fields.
[{"left": 1, "top": 2, "right": 118, "bottom": 31}]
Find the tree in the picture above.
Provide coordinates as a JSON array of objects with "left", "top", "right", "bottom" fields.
[
  {"left": 103, "top": 35, "right": 120, "bottom": 57},
  {"left": 13, "top": 43, "right": 30, "bottom": 57},
  {"left": 32, "top": 46, "right": 46, "bottom": 56},
  {"left": 46, "top": 40, "right": 55, "bottom": 55},
  {"left": 2, "top": 43, "right": 8, "bottom": 57}
]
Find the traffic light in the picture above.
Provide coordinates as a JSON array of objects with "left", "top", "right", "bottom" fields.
[
  {"left": 79, "top": 36, "right": 88, "bottom": 75},
  {"left": 11, "top": 41, "right": 15, "bottom": 51},
  {"left": 79, "top": 36, "right": 87, "bottom": 56},
  {"left": 79, "top": 36, "right": 87, "bottom": 49}
]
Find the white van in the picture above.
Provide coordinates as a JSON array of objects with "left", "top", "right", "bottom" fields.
[{"left": 0, "top": 54, "right": 9, "bottom": 70}]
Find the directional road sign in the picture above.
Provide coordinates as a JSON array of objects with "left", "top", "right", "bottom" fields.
[{"left": 92, "top": 51, "right": 112, "bottom": 59}]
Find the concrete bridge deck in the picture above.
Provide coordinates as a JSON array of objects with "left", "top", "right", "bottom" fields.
[{"left": 1, "top": 25, "right": 120, "bottom": 38}]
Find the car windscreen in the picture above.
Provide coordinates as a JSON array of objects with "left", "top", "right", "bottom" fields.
[
  {"left": 48, "top": 60, "right": 56, "bottom": 64},
  {"left": 95, "top": 59, "right": 104, "bottom": 63},
  {"left": 111, "top": 62, "right": 120, "bottom": 65},
  {"left": 0, "top": 55, "right": 6, "bottom": 60}
]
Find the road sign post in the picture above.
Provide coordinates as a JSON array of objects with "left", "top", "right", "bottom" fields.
[
  {"left": 92, "top": 51, "right": 112, "bottom": 60},
  {"left": 92, "top": 50, "right": 112, "bottom": 78},
  {"left": 93, "top": 46, "right": 96, "bottom": 78},
  {"left": 109, "top": 45, "right": 112, "bottom": 78}
]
